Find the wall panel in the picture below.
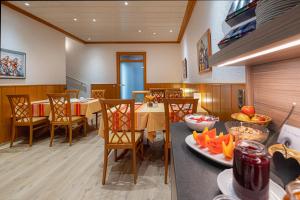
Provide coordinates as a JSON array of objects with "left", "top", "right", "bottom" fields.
[{"left": 249, "top": 57, "right": 300, "bottom": 130}]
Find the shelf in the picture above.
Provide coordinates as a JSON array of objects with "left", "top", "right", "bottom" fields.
[
  {"left": 225, "top": 1, "right": 257, "bottom": 27},
  {"left": 210, "top": 5, "right": 300, "bottom": 67}
]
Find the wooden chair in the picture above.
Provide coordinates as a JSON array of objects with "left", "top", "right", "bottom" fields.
[
  {"left": 100, "top": 99, "right": 144, "bottom": 184},
  {"left": 132, "top": 90, "right": 150, "bottom": 103},
  {"left": 149, "top": 88, "right": 165, "bottom": 103},
  {"left": 65, "top": 89, "right": 79, "bottom": 99},
  {"left": 48, "top": 93, "right": 86, "bottom": 146},
  {"left": 91, "top": 89, "right": 105, "bottom": 128},
  {"left": 165, "top": 89, "right": 183, "bottom": 98},
  {"left": 163, "top": 98, "right": 198, "bottom": 184},
  {"left": 7, "top": 94, "right": 49, "bottom": 147}
]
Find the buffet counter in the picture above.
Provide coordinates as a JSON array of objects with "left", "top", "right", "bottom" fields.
[{"left": 170, "top": 122, "right": 285, "bottom": 200}]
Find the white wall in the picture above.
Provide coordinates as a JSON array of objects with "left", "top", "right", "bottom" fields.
[
  {"left": 181, "top": 1, "right": 245, "bottom": 83},
  {"left": 66, "top": 38, "right": 182, "bottom": 85},
  {"left": 0, "top": 5, "right": 66, "bottom": 85}
]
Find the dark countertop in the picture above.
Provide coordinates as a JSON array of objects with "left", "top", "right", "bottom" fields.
[{"left": 170, "top": 122, "right": 286, "bottom": 200}]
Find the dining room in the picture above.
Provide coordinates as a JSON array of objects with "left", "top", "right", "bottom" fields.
[{"left": 1, "top": 1, "right": 300, "bottom": 200}]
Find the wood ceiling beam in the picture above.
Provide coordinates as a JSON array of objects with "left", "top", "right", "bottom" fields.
[{"left": 177, "top": 0, "right": 196, "bottom": 43}]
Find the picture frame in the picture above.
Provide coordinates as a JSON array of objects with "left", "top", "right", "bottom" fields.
[
  {"left": 197, "top": 29, "right": 212, "bottom": 73},
  {"left": 0, "top": 48, "right": 26, "bottom": 79},
  {"left": 183, "top": 58, "right": 187, "bottom": 79}
]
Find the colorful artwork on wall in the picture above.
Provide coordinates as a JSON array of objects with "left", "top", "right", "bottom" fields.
[
  {"left": 197, "top": 29, "right": 212, "bottom": 73},
  {"left": 0, "top": 48, "right": 26, "bottom": 79}
]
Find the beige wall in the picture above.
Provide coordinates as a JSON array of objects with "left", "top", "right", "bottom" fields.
[
  {"left": 180, "top": 0, "right": 246, "bottom": 83},
  {"left": 0, "top": 5, "right": 66, "bottom": 85},
  {"left": 66, "top": 37, "right": 182, "bottom": 87}
]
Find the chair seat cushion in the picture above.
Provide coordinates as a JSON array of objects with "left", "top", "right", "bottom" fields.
[
  {"left": 52, "top": 116, "right": 84, "bottom": 123},
  {"left": 17, "top": 117, "right": 48, "bottom": 123},
  {"left": 109, "top": 131, "right": 142, "bottom": 144}
]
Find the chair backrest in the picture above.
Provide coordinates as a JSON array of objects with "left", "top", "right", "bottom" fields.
[
  {"left": 48, "top": 93, "right": 72, "bottom": 123},
  {"left": 165, "top": 89, "right": 183, "bottom": 98},
  {"left": 100, "top": 99, "right": 135, "bottom": 146},
  {"left": 164, "top": 98, "right": 198, "bottom": 141},
  {"left": 132, "top": 90, "right": 150, "bottom": 103},
  {"left": 65, "top": 89, "right": 79, "bottom": 99},
  {"left": 91, "top": 89, "right": 105, "bottom": 99},
  {"left": 149, "top": 88, "right": 165, "bottom": 103},
  {"left": 7, "top": 94, "right": 32, "bottom": 123}
]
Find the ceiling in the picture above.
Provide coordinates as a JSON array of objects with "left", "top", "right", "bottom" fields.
[{"left": 8, "top": 1, "right": 188, "bottom": 42}]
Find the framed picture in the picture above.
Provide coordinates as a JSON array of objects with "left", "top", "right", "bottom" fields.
[
  {"left": 0, "top": 48, "right": 26, "bottom": 79},
  {"left": 197, "top": 29, "right": 212, "bottom": 73},
  {"left": 183, "top": 58, "right": 187, "bottom": 79}
]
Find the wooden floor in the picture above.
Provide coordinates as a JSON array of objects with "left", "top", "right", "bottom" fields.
[{"left": 0, "top": 130, "right": 171, "bottom": 200}]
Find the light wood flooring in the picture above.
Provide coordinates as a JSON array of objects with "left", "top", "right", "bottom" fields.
[{"left": 0, "top": 130, "right": 171, "bottom": 200}]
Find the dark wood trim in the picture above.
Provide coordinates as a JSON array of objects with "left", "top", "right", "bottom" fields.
[
  {"left": 116, "top": 52, "right": 147, "bottom": 99},
  {"left": 177, "top": 0, "right": 196, "bottom": 42},
  {"left": 1, "top": 1, "right": 85, "bottom": 44},
  {"left": 86, "top": 41, "right": 179, "bottom": 44}
]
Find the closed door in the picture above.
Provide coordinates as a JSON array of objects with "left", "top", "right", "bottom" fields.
[{"left": 116, "top": 52, "right": 146, "bottom": 99}]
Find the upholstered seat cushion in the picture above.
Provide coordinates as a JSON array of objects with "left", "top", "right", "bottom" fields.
[
  {"left": 109, "top": 131, "right": 142, "bottom": 144},
  {"left": 52, "top": 116, "right": 84, "bottom": 122},
  {"left": 17, "top": 117, "right": 48, "bottom": 123}
]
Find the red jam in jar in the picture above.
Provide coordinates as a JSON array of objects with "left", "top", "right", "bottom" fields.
[{"left": 233, "top": 140, "right": 270, "bottom": 200}]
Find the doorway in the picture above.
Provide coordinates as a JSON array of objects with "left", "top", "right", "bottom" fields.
[{"left": 116, "top": 52, "right": 146, "bottom": 100}]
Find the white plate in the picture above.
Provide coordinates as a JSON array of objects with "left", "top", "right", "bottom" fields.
[
  {"left": 217, "top": 169, "right": 286, "bottom": 200},
  {"left": 185, "top": 134, "right": 233, "bottom": 167}
]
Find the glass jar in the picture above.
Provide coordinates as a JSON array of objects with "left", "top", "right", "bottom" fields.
[
  {"left": 283, "top": 180, "right": 300, "bottom": 200},
  {"left": 233, "top": 140, "right": 270, "bottom": 200}
]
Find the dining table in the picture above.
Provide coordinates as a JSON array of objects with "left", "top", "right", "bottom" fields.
[
  {"left": 31, "top": 98, "right": 101, "bottom": 120},
  {"left": 98, "top": 102, "right": 208, "bottom": 142}
]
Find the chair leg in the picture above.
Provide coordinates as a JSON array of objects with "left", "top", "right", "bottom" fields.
[
  {"left": 114, "top": 149, "right": 117, "bottom": 162},
  {"left": 102, "top": 148, "right": 108, "bottom": 185},
  {"left": 132, "top": 148, "right": 137, "bottom": 184},
  {"left": 50, "top": 125, "right": 54, "bottom": 147},
  {"left": 29, "top": 125, "right": 33, "bottom": 147},
  {"left": 164, "top": 143, "right": 169, "bottom": 184},
  {"left": 83, "top": 118, "right": 87, "bottom": 136},
  {"left": 10, "top": 125, "right": 16, "bottom": 148},
  {"left": 95, "top": 112, "right": 98, "bottom": 129},
  {"left": 69, "top": 125, "right": 72, "bottom": 146},
  {"left": 141, "top": 142, "right": 144, "bottom": 160}
]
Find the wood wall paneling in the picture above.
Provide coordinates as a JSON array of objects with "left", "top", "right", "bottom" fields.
[
  {"left": 0, "top": 85, "right": 65, "bottom": 144},
  {"left": 231, "top": 84, "right": 246, "bottom": 113},
  {"left": 220, "top": 85, "right": 232, "bottom": 121},
  {"left": 212, "top": 85, "right": 221, "bottom": 117},
  {"left": 249, "top": 57, "right": 300, "bottom": 130}
]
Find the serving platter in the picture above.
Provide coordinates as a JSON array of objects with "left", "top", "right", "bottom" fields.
[
  {"left": 185, "top": 134, "right": 233, "bottom": 167},
  {"left": 217, "top": 169, "right": 286, "bottom": 200}
]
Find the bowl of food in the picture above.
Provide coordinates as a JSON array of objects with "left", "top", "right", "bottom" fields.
[
  {"left": 185, "top": 114, "right": 219, "bottom": 131},
  {"left": 231, "top": 106, "right": 272, "bottom": 126},
  {"left": 225, "top": 121, "right": 270, "bottom": 143}
]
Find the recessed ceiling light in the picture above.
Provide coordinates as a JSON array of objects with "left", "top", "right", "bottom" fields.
[
  {"left": 87, "top": 37, "right": 91, "bottom": 41},
  {"left": 24, "top": 2, "right": 30, "bottom": 6},
  {"left": 92, "top": 18, "right": 96, "bottom": 22},
  {"left": 73, "top": 18, "right": 78, "bottom": 22},
  {"left": 169, "top": 29, "right": 173, "bottom": 33},
  {"left": 138, "top": 30, "right": 142, "bottom": 33},
  {"left": 153, "top": 32, "right": 157, "bottom": 35},
  {"left": 124, "top": 1, "right": 128, "bottom": 6}
]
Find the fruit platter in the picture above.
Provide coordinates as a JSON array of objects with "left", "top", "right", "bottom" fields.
[
  {"left": 185, "top": 127, "right": 235, "bottom": 167},
  {"left": 231, "top": 106, "right": 272, "bottom": 126},
  {"left": 185, "top": 114, "right": 219, "bottom": 131}
]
